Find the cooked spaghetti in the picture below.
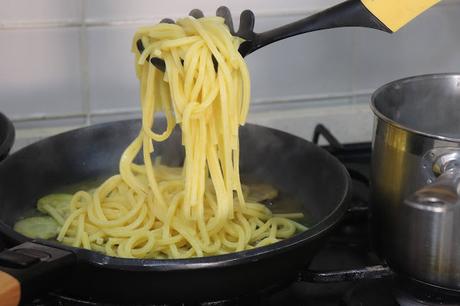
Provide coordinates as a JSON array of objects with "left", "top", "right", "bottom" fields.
[{"left": 19, "top": 16, "right": 306, "bottom": 259}]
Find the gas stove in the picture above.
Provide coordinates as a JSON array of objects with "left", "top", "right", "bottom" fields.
[{"left": 2, "top": 124, "right": 459, "bottom": 306}]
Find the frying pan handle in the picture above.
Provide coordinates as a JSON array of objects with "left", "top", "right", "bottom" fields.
[
  {"left": 300, "top": 264, "right": 393, "bottom": 283},
  {"left": 0, "top": 242, "right": 75, "bottom": 304},
  {"left": 0, "top": 271, "right": 20, "bottom": 306}
]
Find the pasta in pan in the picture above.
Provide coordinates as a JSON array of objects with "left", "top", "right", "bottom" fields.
[{"left": 19, "top": 16, "right": 306, "bottom": 259}]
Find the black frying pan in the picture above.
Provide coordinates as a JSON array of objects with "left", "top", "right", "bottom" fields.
[{"left": 0, "top": 119, "right": 350, "bottom": 304}]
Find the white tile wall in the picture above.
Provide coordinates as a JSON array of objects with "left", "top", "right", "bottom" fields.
[
  {"left": 0, "top": 0, "right": 81, "bottom": 24},
  {"left": 84, "top": 0, "right": 343, "bottom": 21},
  {"left": 249, "top": 103, "right": 373, "bottom": 143},
  {"left": 247, "top": 18, "right": 354, "bottom": 103},
  {"left": 84, "top": 15, "right": 355, "bottom": 113},
  {"left": 0, "top": 27, "right": 83, "bottom": 119},
  {"left": 1, "top": 0, "right": 460, "bottom": 151},
  {"left": 352, "top": 2, "right": 460, "bottom": 92},
  {"left": 86, "top": 25, "right": 139, "bottom": 112}
]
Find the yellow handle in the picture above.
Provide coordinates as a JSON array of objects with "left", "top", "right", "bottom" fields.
[
  {"left": 0, "top": 271, "right": 20, "bottom": 306},
  {"left": 361, "top": 0, "right": 440, "bottom": 32}
]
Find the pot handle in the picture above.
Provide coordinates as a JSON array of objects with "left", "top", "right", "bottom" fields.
[
  {"left": 406, "top": 148, "right": 460, "bottom": 207},
  {"left": 402, "top": 148, "right": 460, "bottom": 223},
  {"left": 393, "top": 149, "right": 460, "bottom": 275},
  {"left": 405, "top": 170, "right": 460, "bottom": 208},
  {"left": 0, "top": 242, "right": 75, "bottom": 305}
]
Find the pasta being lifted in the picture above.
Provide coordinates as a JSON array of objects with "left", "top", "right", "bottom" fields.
[{"left": 25, "top": 16, "right": 306, "bottom": 259}]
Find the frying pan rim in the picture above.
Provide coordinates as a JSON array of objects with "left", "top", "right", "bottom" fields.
[
  {"left": 0, "top": 112, "right": 15, "bottom": 159},
  {"left": 0, "top": 119, "right": 351, "bottom": 270}
]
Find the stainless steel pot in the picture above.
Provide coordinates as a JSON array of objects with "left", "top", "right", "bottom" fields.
[{"left": 370, "top": 73, "right": 460, "bottom": 290}]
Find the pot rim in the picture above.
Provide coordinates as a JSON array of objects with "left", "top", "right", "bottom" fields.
[{"left": 370, "top": 73, "right": 460, "bottom": 143}]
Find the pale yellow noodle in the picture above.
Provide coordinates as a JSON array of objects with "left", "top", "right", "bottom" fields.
[{"left": 51, "top": 16, "right": 306, "bottom": 259}]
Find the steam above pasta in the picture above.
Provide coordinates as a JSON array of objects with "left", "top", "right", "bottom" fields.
[{"left": 53, "top": 16, "right": 305, "bottom": 258}]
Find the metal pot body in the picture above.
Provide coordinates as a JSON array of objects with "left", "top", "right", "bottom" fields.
[{"left": 370, "top": 74, "right": 460, "bottom": 290}]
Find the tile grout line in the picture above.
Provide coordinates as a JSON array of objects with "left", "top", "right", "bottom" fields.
[
  {"left": 350, "top": 27, "right": 358, "bottom": 105},
  {"left": 79, "top": 0, "right": 92, "bottom": 126},
  {"left": 9, "top": 89, "right": 375, "bottom": 123},
  {"left": 12, "top": 103, "right": 374, "bottom": 144}
]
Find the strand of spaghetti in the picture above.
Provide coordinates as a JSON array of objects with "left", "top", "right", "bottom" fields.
[
  {"left": 138, "top": 42, "right": 161, "bottom": 64},
  {"left": 119, "top": 136, "right": 146, "bottom": 193},
  {"left": 141, "top": 63, "right": 156, "bottom": 139},
  {"left": 233, "top": 147, "right": 246, "bottom": 209},
  {"left": 163, "top": 190, "right": 183, "bottom": 242},
  {"left": 124, "top": 231, "right": 155, "bottom": 258},
  {"left": 217, "top": 70, "right": 234, "bottom": 219},
  {"left": 163, "top": 54, "right": 185, "bottom": 119},
  {"left": 183, "top": 43, "right": 203, "bottom": 96},
  {"left": 41, "top": 204, "right": 65, "bottom": 226},
  {"left": 141, "top": 134, "right": 168, "bottom": 225},
  {"left": 57, "top": 208, "right": 84, "bottom": 242},
  {"left": 272, "top": 218, "right": 297, "bottom": 238},
  {"left": 190, "top": 119, "right": 202, "bottom": 209},
  {"left": 181, "top": 102, "right": 197, "bottom": 218},
  {"left": 189, "top": 47, "right": 208, "bottom": 102},
  {"left": 87, "top": 190, "right": 144, "bottom": 227},
  {"left": 197, "top": 118, "right": 207, "bottom": 208},
  {"left": 92, "top": 175, "right": 123, "bottom": 222},
  {"left": 81, "top": 232, "right": 91, "bottom": 250},
  {"left": 141, "top": 23, "right": 186, "bottom": 39},
  {"left": 206, "top": 142, "right": 228, "bottom": 227},
  {"left": 73, "top": 214, "right": 85, "bottom": 247},
  {"left": 237, "top": 56, "right": 251, "bottom": 123},
  {"left": 34, "top": 16, "right": 305, "bottom": 259},
  {"left": 160, "top": 36, "right": 200, "bottom": 50},
  {"left": 236, "top": 212, "right": 252, "bottom": 244},
  {"left": 102, "top": 205, "right": 148, "bottom": 236}
]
